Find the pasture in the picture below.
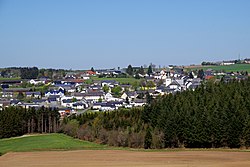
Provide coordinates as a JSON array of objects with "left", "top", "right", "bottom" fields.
[
  {"left": 185, "top": 64, "right": 250, "bottom": 72},
  {"left": 0, "top": 133, "right": 105, "bottom": 155},
  {"left": 90, "top": 76, "right": 139, "bottom": 84}
]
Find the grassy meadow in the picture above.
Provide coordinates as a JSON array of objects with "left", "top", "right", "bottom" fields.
[
  {"left": 0, "top": 133, "right": 106, "bottom": 155},
  {"left": 0, "top": 77, "right": 21, "bottom": 81},
  {"left": 89, "top": 76, "right": 140, "bottom": 85},
  {"left": 185, "top": 64, "right": 250, "bottom": 73}
]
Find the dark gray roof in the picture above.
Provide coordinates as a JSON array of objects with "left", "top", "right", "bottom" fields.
[
  {"left": 72, "top": 93, "right": 85, "bottom": 96},
  {"left": 62, "top": 99, "right": 73, "bottom": 103},
  {"left": 73, "top": 102, "right": 85, "bottom": 106},
  {"left": 83, "top": 92, "right": 104, "bottom": 96},
  {"left": 10, "top": 99, "right": 20, "bottom": 104},
  {"left": 4, "top": 88, "right": 31, "bottom": 92},
  {"left": 48, "top": 95, "right": 60, "bottom": 98},
  {"left": 156, "top": 85, "right": 165, "bottom": 90},
  {"left": 26, "top": 92, "right": 41, "bottom": 95},
  {"left": 126, "top": 91, "right": 137, "bottom": 97},
  {"left": 32, "top": 99, "right": 46, "bottom": 103}
]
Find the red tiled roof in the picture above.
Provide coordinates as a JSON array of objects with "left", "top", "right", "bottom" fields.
[
  {"left": 205, "top": 76, "right": 214, "bottom": 80},
  {"left": 86, "top": 71, "right": 96, "bottom": 75}
]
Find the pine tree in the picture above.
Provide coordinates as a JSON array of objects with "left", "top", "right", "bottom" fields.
[
  {"left": 144, "top": 128, "right": 152, "bottom": 149},
  {"left": 147, "top": 65, "right": 153, "bottom": 76},
  {"left": 126, "top": 65, "right": 133, "bottom": 76}
]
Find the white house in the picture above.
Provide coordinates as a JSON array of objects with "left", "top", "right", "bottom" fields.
[
  {"left": 121, "top": 92, "right": 137, "bottom": 101},
  {"left": 244, "top": 59, "right": 250, "bottom": 64},
  {"left": 61, "top": 99, "right": 74, "bottom": 108},
  {"left": 83, "top": 92, "right": 104, "bottom": 103},
  {"left": 220, "top": 61, "right": 235, "bottom": 66},
  {"left": 72, "top": 102, "right": 86, "bottom": 110},
  {"left": 45, "top": 90, "right": 64, "bottom": 97},
  {"left": 71, "top": 93, "right": 85, "bottom": 100},
  {"left": 1, "top": 92, "right": 13, "bottom": 98},
  {"left": 29, "top": 79, "right": 45, "bottom": 85},
  {"left": 165, "top": 77, "right": 172, "bottom": 87},
  {"left": 80, "top": 74, "right": 90, "bottom": 80},
  {"left": 92, "top": 103, "right": 102, "bottom": 110},
  {"left": 131, "top": 99, "right": 146, "bottom": 107},
  {"left": 99, "top": 103, "right": 117, "bottom": 111},
  {"left": 104, "top": 93, "right": 119, "bottom": 101},
  {"left": 18, "top": 103, "right": 41, "bottom": 109},
  {"left": 25, "top": 92, "right": 41, "bottom": 98},
  {"left": 101, "top": 80, "right": 118, "bottom": 88},
  {"left": 154, "top": 70, "right": 167, "bottom": 80},
  {"left": 167, "top": 80, "right": 182, "bottom": 90}
]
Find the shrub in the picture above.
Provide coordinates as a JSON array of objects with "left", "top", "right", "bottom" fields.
[{"left": 129, "top": 132, "right": 145, "bottom": 148}]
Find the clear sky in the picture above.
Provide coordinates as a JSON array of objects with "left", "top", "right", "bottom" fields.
[{"left": 0, "top": 0, "right": 250, "bottom": 70}]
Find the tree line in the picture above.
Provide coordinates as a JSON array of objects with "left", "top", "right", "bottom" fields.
[
  {"left": 62, "top": 78, "right": 250, "bottom": 149},
  {"left": 0, "top": 106, "right": 60, "bottom": 139},
  {"left": 0, "top": 67, "right": 68, "bottom": 79}
]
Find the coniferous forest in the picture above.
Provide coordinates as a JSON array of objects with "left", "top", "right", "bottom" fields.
[
  {"left": 0, "top": 107, "right": 60, "bottom": 139},
  {"left": 62, "top": 79, "right": 250, "bottom": 148}
]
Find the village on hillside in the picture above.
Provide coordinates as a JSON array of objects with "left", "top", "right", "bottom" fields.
[{"left": 0, "top": 59, "right": 249, "bottom": 118}]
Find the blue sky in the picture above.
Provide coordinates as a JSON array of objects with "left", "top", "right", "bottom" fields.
[{"left": 0, "top": 0, "right": 250, "bottom": 69}]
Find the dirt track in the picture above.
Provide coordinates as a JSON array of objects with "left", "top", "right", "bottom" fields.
[{"left": 0, "top": 150, "right": 250, "bottom": 167}]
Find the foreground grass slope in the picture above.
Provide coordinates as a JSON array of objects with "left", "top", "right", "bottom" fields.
[{"left": 0, "top": 133, "right": 105, "bottom": 155}]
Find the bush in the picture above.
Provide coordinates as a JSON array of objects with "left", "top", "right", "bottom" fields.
[
  {"left": 63, "top": 120, "right": 79, "bottom": 138},
  {"left": 116, "top": 130, "right": 129, "bottom": 147},
  {"left": 151, "top": 129, "right": 165, "bottom": 149},
  {"left": 108, "top": 130, "right": 119, "bottom": 146},
  {"left": 77, "top": 125, "right": 94, "bottom": 141},
  {"left": 98, "top": 128, "right": 109, "bottom": 144},
  {"left": 129, "top": 132, "right": 145, "bottom": 148}
]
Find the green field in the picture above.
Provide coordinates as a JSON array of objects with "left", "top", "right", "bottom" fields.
[
  {"left": 90, "top": 76, "right": 140, "bottom": 84},
  {"left": 185, "top": 64, "right": 250, "bottom": 73},
  {"left": 0, "top": 133, "right": 106, "bottom": 155},
  {"left": 0, "top": 77, "right": 21, "bottom": 81}
]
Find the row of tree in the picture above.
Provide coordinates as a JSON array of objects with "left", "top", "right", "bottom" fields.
[
  {"left": 62, "top": 78, "right": 250, "bottom": 149},
  {"left": 20, "top": 67, "right": 39, "bottom": 79},
  {"left": 0, "top": 106, "right": 60, "bottom": 139},
  {"left": 126, "top": 65, "right": 153, "bottom": 77},
  {"left": 0, "top": 67, "right": 68, "bottom": 79}
]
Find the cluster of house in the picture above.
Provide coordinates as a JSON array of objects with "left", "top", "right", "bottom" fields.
[{"left": 0, "top": 67, "right": 248, "bottom": 118}]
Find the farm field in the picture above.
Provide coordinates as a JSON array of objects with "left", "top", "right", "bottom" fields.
[
  {"left": 0, "top": 77, "right": 21, "bottom": 81},
  {"left": 185, "top": 64, "right": 250, "bottom": 72},
  {"left": 1, "top": 150, "right": 250, "bottom": 167}
]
